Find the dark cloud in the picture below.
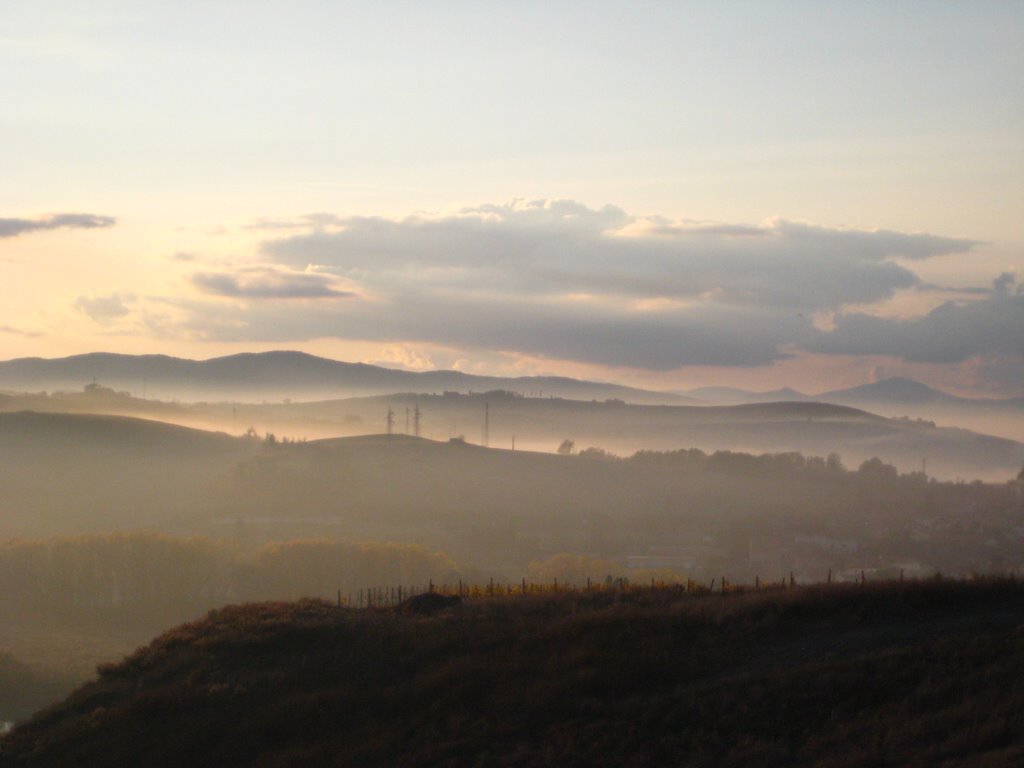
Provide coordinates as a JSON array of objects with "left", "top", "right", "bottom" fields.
[
  {"left": 150, "top": 200, "right": 1010, "bottom": 374},
  {"left": 164, "top": 287, "right": 813, "bottom": 368},
  {"left": 261, "top": 200, "right": 971, "bottom": 312},
  {"left": 191, "top": 267, "right": 353, "bottom": 299},
  {"left": 808, "top": 287, "right": 1023, "bottom": 364},
  {"left": 763, "top": 220, "right": 982, "bottom": 261},
  {"left": 0, "top": 213, "right": 116, "bottom": 238},
  {"left": 993, "top": 271, "right": 1017, "bottom": 296}
]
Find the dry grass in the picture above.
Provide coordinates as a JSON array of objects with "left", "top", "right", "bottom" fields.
[{"left": 3, "top": 578, "right": 1023, "bottom": 767}]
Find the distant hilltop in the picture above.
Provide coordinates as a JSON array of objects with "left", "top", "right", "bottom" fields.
[
  {"left": 683, "top": 376, "right": 1024, "bottom": 409},
  {"left": 0, "top": 351, "right": 696, "bottom": 406}
]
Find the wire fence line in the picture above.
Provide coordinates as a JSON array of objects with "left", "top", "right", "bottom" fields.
[{"left": 337, "top": 568, "right": 919, "bottom": 608}]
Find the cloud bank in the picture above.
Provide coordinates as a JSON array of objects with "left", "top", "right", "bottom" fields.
[
  {"left": 0, "top": 213, "right": 116, "bottom": 238},
  {"left": 191, "top": 267, "right": 353, "bottom": 299},
  {"left": 164, "top": 200, "right": 1016, "bottom": 377}
]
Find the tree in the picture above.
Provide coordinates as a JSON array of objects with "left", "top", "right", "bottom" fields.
[
  {"left": 557, "top": 439, "right": 575, "bottom": 456},
  {"left": 826, "top": 452, "right": 845, "bottom": 473},
  {"left": 858, "top": 456, "right": 898, "bottom": 480}
]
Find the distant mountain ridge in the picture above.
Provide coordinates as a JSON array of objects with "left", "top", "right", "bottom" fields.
[
  {"left": 682, "top": 377, "right": 1024, "bottom": 443},
  {"left": 0, "top": 351, "right": 696, "bottom": 406},
  {"left": 817, "top": 377, "right": 1024, "bottom": 408},
  {"left": 683, "top": 377, "right": 1023, "bottom": 408}
]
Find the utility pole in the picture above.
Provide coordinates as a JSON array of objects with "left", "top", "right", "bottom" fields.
[{"left": 413, "top": 404, "right": 421, "bottom": 437}]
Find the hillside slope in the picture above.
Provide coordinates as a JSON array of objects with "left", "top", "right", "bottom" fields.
[
  {"left": 0, "top": 412, "right": 255, "bottom": 535},
  {"left": 2, "top": 580, "right": 1022, "bottom": 767}
]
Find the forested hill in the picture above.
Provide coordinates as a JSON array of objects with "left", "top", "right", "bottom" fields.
[{"left": 3, "top": 580, "right": 1022, "bottom": 767}]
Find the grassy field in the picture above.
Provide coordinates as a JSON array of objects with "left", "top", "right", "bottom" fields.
[{"left": 2, "top": 578, "right": 1022, "bottom": 766}]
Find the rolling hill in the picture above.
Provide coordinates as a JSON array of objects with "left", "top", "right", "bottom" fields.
[
  {"left": 3, "top": 387, "right": 1019, "bottom": 480},
  {"left": 684, "top": 377, "right": 1024, "bottom": 443},
  {"left": 0, "top": 412, "right": 256, "bottom": 536}
]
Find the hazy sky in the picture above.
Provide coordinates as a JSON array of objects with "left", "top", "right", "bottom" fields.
[{"left": 2, "top": 1, "right": 1022, "bottom": 396}]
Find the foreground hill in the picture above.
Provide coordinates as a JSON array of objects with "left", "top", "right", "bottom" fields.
[
  {"left": 0, "top": 351, "right": 693, "bottom": 406},
  {"left": 3, "top": 580, "right": 1022, "bottom": 767}
]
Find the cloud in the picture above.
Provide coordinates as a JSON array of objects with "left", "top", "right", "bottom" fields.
[
  {"left": 190, "top": 267, "right": 354, "bottom": 299},
  {"left": 148, "top": 200, "right": 1010, "bottom": 373},
  {"left": 162, "top": 288, "right": 815, "bottom": 369},
  {"left": 808, "top": 279, "right": 1023, "bottom": 363},
  {"left": 0, "top": 324, "right": 41, "bottom": 338},
  {"left": 0, "top": 213, "right": 116, "bottom": 238},
  {"left": 75, "top": 293, "right": 134, "bottom": 324},
  {"left": 261, "top": 200, "right": 972, "bottom": 312}
]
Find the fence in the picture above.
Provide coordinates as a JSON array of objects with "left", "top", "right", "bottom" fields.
[{"left": 336, "top": 568, "right": 913, "bottom": 608}]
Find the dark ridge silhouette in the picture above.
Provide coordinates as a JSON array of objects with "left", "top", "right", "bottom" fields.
[{"left": 2, "top": 579, "right": 1022, "bottom": 767}]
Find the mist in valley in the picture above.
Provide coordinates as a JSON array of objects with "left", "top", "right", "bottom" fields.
[{"left": 1, "top": 380, "right": 1022, "bottom": 725}]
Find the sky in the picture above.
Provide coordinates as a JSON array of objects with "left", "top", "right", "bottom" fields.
[{"left": 1, "top": 1, "right": 1022, "bottom": 397}]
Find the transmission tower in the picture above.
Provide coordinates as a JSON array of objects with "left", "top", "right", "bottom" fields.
[
  {"left": 386, "top": 406, "right": 394, "bottom": 435},
  {"left": 405, "top": 406, "right": 410, "bottom": 434},
  {"left": 413, "top": 404, "right": 421, "bottom": 437}
]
